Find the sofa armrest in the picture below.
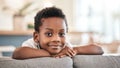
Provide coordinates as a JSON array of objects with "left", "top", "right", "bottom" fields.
[{"left": 73, "top": 55, "right": 120, "bottom": 68}]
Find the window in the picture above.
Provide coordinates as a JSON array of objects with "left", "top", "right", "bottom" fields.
[{"left": 74, "top": 0, "right": 120, "bottom": 43}]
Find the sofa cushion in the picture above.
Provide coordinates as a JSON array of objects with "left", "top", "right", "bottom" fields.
[
  {"left": 0, "top": 57, "right": 73, "bottom": 68},
  {"left": 73, "top": 55, "right": 120, "bottom": 68}
]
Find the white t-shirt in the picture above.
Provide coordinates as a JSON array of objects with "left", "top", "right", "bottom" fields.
[
  {"left": 22, "top": 38, "right": 73, "bottom": 49},
  {"left": 22, "top": 38, "right": 38, "bottom": 49}
]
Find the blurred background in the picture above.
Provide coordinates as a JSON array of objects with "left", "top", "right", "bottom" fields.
[{"left": 0, "top": 0, "right": 120, "bottom": 56}]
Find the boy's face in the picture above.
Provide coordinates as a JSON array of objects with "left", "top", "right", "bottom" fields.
[{"left": 34, "top": 17, "right": 67, "bottom": 55}]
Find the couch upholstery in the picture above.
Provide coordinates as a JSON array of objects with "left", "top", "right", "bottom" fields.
[
  {"left": 0, "top": 55, "right": 120, "bottom": 68},
  {"left": 0, "top": 57, "right": 72, "bottom": 68},
  {"left": 73, "top": 55, "right": 120, "bottom": 68}
]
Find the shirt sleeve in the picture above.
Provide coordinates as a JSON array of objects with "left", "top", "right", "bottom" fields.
[{"left": 22, "top": 38, "right": 38, "bottom": 49}]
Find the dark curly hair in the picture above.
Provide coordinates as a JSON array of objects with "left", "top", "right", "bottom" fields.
[{"left": 34, "top": 7, "right": 68, "bottom": 32}]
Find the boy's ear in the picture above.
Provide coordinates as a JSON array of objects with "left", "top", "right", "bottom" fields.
[{"left": 33, "top": 31, "right": 39, "bottom": 43}]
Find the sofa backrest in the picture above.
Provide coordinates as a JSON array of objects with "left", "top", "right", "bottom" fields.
[
  {"left": 0, "top": 55, "right": 120, "bottom": 68},
  {"left": 0, "top": 57, "right": 73, "bottom": 68}
]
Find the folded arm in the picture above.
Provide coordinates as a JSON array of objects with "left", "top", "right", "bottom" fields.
[
  {"left": 73, "top": 44, "right": 104, "bottom": 55},
  {"left": 12, "top": 47, "right": 51, "bottom": 59},
  {"left": 52, "top": 44, "right": 103, "bottom": 58}
]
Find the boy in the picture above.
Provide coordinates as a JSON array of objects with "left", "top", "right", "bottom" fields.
[{"left": 12, "top": 7, "right": 103, "bottom": 59}]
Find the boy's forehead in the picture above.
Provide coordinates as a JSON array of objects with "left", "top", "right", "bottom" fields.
[
  {"left": 38, "top": 17, "right": 67, "bottom": 32},
  {"left": 40, "top": 17, "right": 66, "bottom": 29}
]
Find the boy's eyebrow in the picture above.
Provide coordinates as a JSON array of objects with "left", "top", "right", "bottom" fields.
[
  {"left": 45, "top": 28, "right": 65, "bottom": 31},
  {"left": 45, "top": 28, "right": 53, "bottom": 31}
]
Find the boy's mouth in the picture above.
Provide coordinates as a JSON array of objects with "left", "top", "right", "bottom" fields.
[
  {"left": 49, "top": 45, "right": 61, "bottom": 49},
  {"left": 47, "top": 43, "right": 65, "bottom": 50}
]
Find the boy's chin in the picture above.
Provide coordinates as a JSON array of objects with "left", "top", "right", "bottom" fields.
[{"left": 49, "top": 50, "right": 61, "bottom": 55}]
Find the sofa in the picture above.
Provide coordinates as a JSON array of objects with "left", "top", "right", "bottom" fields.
[{"left": 0, "top": 55, "right": 120, "bottom": 68}]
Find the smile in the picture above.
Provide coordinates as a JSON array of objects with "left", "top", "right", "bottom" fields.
[{"left": 49, "top": 46, "right": 61, "bottom": 49}]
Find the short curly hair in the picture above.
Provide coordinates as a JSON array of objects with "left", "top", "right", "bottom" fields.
[{"left": 34, "top": 7, "right": 68, "bottom": 32}]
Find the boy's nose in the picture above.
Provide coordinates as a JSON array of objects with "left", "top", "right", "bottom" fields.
[{"left": 51, "top": 35, "right": 61, "bottom": 42}]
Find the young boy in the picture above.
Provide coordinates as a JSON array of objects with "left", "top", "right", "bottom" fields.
[{"left": 12, "top": 7, "right": 103, "bottom": 59}]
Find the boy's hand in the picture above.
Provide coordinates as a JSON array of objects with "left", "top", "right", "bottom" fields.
[{"left": 53, "top": 46, "right": 76, "bottom": 58}]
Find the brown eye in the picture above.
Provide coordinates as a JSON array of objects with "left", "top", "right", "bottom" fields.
[
  {"left": 45, "top": 32, "right": 53, "bottom": 37},
  {"left": 59, "top": 33, "right": 65, "bottom": 37}
]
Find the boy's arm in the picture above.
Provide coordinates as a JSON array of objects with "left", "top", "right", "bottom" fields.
[
  {"left": 12, "top": 47, "right": 51, "bottom": 59},
  {"left": 73, "top": 44, "right": 104, "bottom": 55}
]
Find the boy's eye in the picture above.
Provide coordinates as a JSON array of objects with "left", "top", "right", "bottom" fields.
[
  {"left": 59, "top": 33, "right": 65, "bottom": 37},
  {"left": 45, "top": 32, "right": 53, "bottom": 37}
]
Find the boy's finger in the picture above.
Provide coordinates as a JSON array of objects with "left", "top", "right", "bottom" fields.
[
  {"left": 53, "top": 53, "right": 64, "bottom": 58},
  {"left": 68, "top": 49, "right": 76, "bottom": 57},
  {"left": 59, "top": 55, "right": 66, "bottom": 58},
  {"left": 53, "top": 55, "right": 60, "bottom": 58},
  {"left": 66, "top": 46, "right": 76, "bottom": 54},
  {"left": 71, "top": 49, "right": 76, "bottom": 54},
  {"left": 66, "top": 52, "right": 72, "bottom": 57},
  {"left": 54, "top": 54, "right": 66, "bottom": 58},
  {"left": 71, "top": 50, "right": 77, "bottom": 55}
]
